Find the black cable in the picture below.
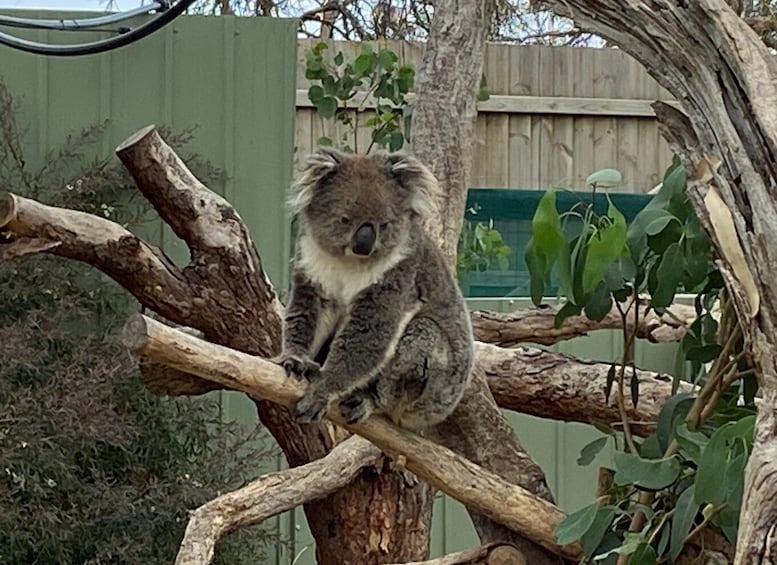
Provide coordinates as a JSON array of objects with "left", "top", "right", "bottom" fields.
[
  {"left": 0, "top": 2, "right": 165, "bottom": 31},
  {"left": 0, "top": 0, "right": 196, "bottom": 56}
]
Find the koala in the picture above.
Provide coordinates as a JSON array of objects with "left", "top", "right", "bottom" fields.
[{"left": 278, "top": 146, "right": 473, "bottom": 431}]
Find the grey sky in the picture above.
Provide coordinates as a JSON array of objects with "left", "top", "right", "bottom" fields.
[{"left": 4, "top": 0, "right": 113, "bottom": 10}]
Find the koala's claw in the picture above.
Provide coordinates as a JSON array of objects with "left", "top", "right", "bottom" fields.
[
  {"left": 294, "top": 390, "right": 329, "bottom": 424},
  {"left": 338, "top": 393, "right": 375, "bottom": 425},
  {"left": 277, "top": 354, "right": 320, "bottom": 382}
]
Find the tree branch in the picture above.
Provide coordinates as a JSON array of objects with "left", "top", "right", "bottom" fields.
[
  {"left": 471, "top": 299, "right": 695, "bottom": 347},
  {"left": 388, "top": 543, "right": 525, "bottom": 565},
  {"left": 478, "top": 343, "right": 694, "bottom": 437},
  {"left": 122, "top": 313, "right": 583, "bottom": 562},
  {"left": 0, "top": 191, "right": 192, "bottom": 321},
  {"left": 175, "top": 435, "right": 382, "bottom": 565}
]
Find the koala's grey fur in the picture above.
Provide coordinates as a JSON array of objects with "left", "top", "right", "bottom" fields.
[{"left": 279, "top": 146, "right": 473, "bottom": 430}]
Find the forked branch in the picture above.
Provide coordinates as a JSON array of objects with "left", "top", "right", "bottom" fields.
[
  {"left": 175, "top": 436, "right": 381, "bottom": 565},
  {"left": 122, "top": 313, "right": 583, "bottom": 561}
]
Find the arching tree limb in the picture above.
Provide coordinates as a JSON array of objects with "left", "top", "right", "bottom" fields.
[
  {"left": 122, "top": 313, "right": 583, "bottom": 562},
  {"left": 175, "top": 436, "right": 382, "bottom": 565}
]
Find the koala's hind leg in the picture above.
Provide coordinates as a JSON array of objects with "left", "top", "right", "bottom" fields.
[{"left": 364, "top": 317, "right": 459, "bottom": 430}]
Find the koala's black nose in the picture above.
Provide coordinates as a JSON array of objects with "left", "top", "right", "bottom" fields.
[{"left": 351, "top": 223, "right": 376, "bottom": 256}]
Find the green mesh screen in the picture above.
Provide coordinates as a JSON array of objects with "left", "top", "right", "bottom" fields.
[{"left": 461, "top": 189, "right": 653, "bottom": 298}]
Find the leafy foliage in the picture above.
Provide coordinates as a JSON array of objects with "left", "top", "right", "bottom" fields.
[
  {"left": 530, "top": 159, "right": 756, "bottom": 562},
  {"left": 456, "top": 216, "right": 511, "bottom": 281},
  {"left": 0, "top": 82, "right": 277, "bottom": 564},
  {"left": 305, "top": 41, "right": 414, "bottom": 152}
]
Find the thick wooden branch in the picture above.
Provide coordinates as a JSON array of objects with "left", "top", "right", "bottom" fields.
[
  {"left": 471, "top": 300, "right": 695, "bottom": 347},
  {"left": 478, "top": 343, "right": 693, "bottom": 437},
  {"left": 122, "top": 313, "right": 583, "bottom": 561},
  {"left": 389, "top": 543, "right": 525, "bottom": 565},
  {"left": 114, "top": 125, "right": 283, "bottom": 356},
  {"left": 0, "top": 191, "right": 193, "bottom": 321},
  {"left": 176, "top": 436, "right": 381, "bottom": 565}
]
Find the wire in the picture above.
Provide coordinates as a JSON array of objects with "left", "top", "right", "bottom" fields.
[
  {"left": 0, "top": 0, "right": 197, "bottom": 56},
  {"left": 0, "top": 2, "right": 165, "bottom": 31}
]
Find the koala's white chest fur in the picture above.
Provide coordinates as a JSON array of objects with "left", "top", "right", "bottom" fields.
[{"left": 297, "top": 234, "right": 406, "bottom": 305}]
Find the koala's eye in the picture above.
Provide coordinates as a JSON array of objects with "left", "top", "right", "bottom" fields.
[
  {"left": 340, "top": 216, "right": 351, "bottom": 225},
  {"left": 380, "top": 221, "right": 390, "bottom": 231}
]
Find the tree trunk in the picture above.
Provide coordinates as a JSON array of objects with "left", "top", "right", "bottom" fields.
[
  {"left": 536, "top": 1, "right": 777, "bottom": 562},
  {"left": 411, "top": 2, "right": 561, "bottom": 562}
]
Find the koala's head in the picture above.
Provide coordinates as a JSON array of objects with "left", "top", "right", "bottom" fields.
[{"left": 289, "top": 147, "right": 438, "bottom": 261}]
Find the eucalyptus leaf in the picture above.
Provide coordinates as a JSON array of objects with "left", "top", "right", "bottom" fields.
[
  {"left": 581, "top": 506, "right": 618, "bottom": 557},
  {"left": 670, "top": 486, "right": 699, "bottom": 561},
  {"left": 656, "top": 392, "right": 694, "bottom": 453},
  {"left": 316, "top": 96, "right": 338, "bottom": 118},
  {"left": 586, "top": 168, "right": 623, "bottom": 188},
  {"left": 582, "top": 202, "right": 627, "bottom": 293},
  {"left": 630, "top": 543, "right": 657, "bottom": 565},
  {"left": 308, "top": 84, "right": 324, "bottom": 103},
  {"left": 650, "top": 242, "right": 682, "bottom": 308},
  {"left": 554, "top": 300, "right": 582, "bottom": 328},
  {"left": 524, "top": 239, "right": 546, "bottom": 307},
  {"left": 531, "top": 190, "right": 565, "bottom": 269},
  {"left": 585, "top": 281, "right": 613, "bottom": 322},
  {"left": 577, "top": 437, "right": 609, "bottom": 466},
  {"left": 555, "top": 501, "right": 600, "bottom": 545},
  {"left": 613, "top": 452, "right": 681, "bottom": 490}
]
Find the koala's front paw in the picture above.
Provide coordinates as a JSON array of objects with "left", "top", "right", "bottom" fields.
[
  {"left": 294, "top": 388, "right": 329, "bottom": 424},
  {"left": 338, "top": 392, "right": 375, "bottom": 425},
  {"left": 276, "top": 353, "right": 320, "bottom": 382}
]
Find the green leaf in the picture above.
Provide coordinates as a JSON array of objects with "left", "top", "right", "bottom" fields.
[
  {"left": 694, "top": 418, "right": 754, "bottom": 505},
  {"left": 524, "top": 238, "right": 546, "bottom": 306},
  {"left": 377, "top": 48, "right": 398, "bottom": 70},
  {"left": 584, "top": 281, "right": 613, "bottom": 322},
  {"left": 685, "top": 344, "right": 723, "bottom": 363},
  {"left": 582, "top": 202, "right": 627, "bottom": 293},
  {"left": 656, "top": 392, "right": 694, "bottom": 453},
  {"left": 577, "top": 437, "right": 609, "bottom": 466},
  {"left": 353, "top": 53, "right": 375, "bottom": 76},
  {"left": 630, "top": 543, "right": 657, "bottom": 565},
  {"left": 645, "top": 212, "right": 679, "bottom": 236},
  {"left": 581, "top": 506, "right": 617, "bottom": 557},
  {"left": 388, "top": 130, "right": 404, "bottom": 152},
  {"left": 554, "top": 301, "right": 582, "bottom": 329},
  {"left": 639, "top": 433, "right": 663, "bottom": 459},
  {"left": 674, "top": 423, "right": 708, "bottom": 465},
  {"left": 316, "top": 96, "right": 338, "bottom": 118},
  {"left": 630, "top": 368, "right": 639, "bottom": 408},
  {"left": 650, "top": 242, "right": 682, "bottom": 308},
  {"left": 531, "top": 190, "right": 565, "bottom": 270},
  {"left": 605, "top": 363, "right": 616, "bottom": 403},
  {"left": 670, "top": 486, "right": 699, "bottom": 561},
  {"left": 725, "top": 451, "right": 747, "bottom": 511},
  {"left": 586, "top": 168, "right": 623, "bottom": 187},
  {"left": 613, "top": 452, "right": 681, "bottom": 490},
  {"left": 555, "top": 501, "right": 600, "bottom": 545},
  {"left": 316, "top": 136, "right": 333, "bottom": 147},
  {"left": 308, "top": 85, "right": 325, "bottom": 103},
  {"left": 558, "top": 240, "right": 575, "bottom": 302},
  {"left": 333, "top": 50, "right": 344, "bottom": 65}
]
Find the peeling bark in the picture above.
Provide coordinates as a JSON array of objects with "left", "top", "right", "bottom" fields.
[
  {"left": 471, "top": 300, "right": 694, "bottom": 347},
  {"left": 478, "top": 342, "right": 694, "bottom": 437},
  {"left": 536, "top": 1, "right": 777, "bottom": 562}
]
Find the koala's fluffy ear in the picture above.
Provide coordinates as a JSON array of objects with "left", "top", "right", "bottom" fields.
[
  {"left": 385, "top": 153, "right": 439, "bottom": 218},
  {"left": 288, "top": 146, "right": 344, "bottom": 213}
]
